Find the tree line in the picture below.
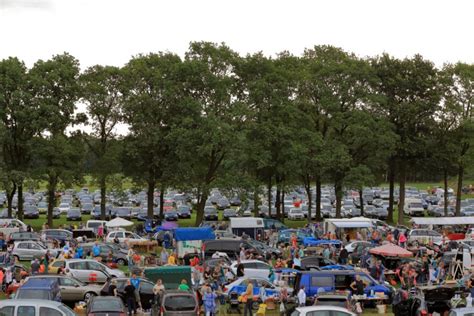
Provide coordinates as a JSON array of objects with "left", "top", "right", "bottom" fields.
[{"left": 0, "top": 42, "right": 473, "bottom": 227}]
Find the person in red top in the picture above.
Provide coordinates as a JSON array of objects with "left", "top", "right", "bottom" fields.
[
  {"left": 190, "top": 256, "right": 199, "bottom": 267},
  {"left": 291, "top": 234, "right": 298, "bottom": 249}
]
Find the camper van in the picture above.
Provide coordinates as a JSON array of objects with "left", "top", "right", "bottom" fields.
[{"left": 230, "top": 217, "right": 264, "bottom": 239}]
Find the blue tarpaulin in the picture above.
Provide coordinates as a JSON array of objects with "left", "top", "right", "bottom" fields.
[
  {"left": 174, "top": 227, "right": 215, "bottom": 241},
  {"left": 303, "top": 237, "right": 342, "bottom": 247},
  {"left": 320, "top": 265, "right": 354, "bottom": 270}
]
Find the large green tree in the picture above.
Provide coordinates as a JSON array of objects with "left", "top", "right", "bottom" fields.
[
  {"left": 81, "top": 65, "right": 123, "bottom": 220},
  {"left": 29, "top": 53, "right": 82, "bottom": 227}
]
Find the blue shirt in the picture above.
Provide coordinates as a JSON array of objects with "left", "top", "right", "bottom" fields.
[
  {"left": 131, "top": 277, "right": 140, "bottom": 289},
  {"left": 92, "top": 245, "right": 100, "bottom": 257},
  {"left": 76, "top": 247, "right": 83, "bottom": 258}
]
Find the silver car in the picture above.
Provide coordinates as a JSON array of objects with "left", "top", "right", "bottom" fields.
[
  {"left": 64, "top": 259, "right": 125, "bottom": 283},
  {"left": 0, "top": 299, "right": 75, "bottom": 316},
  {"left": 12, "top": 241, "right": 58, "bottom": 261}
]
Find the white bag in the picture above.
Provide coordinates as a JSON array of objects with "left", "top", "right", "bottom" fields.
[{"left": 279, "top": 302, "right": 285, "bottom": 313}]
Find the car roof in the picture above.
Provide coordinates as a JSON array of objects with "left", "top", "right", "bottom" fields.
[
  {"left": 21, "top": 278, "right": 57, "bottom": 288},
  {"left": 296, "top": 306, "right": 353, "bottom": 312},
  {"left": 0, "top": 299, "right": 64, "bottom": 307}
]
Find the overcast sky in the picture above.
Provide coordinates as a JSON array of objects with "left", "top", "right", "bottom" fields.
[{"left": 0, "top": 0, "right": 473, "bottom": 69}]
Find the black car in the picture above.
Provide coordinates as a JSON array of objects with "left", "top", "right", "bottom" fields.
[
  {"left": 87, "top": 296, "right": 125, "bottom": 316},
  {"left": 223, "top": 208, "right": 237, "bottom": 220},
  {"left": 67, "top": 208, "right": 82, "bottom": 221},
  {"left": 204, "top": 206, "right": 218, "bottom": 221},
  {"left": 177, "top": 205, "right": 191, "bottom": 218},
  {"left": 24, "top": 205, "right": 39, "bottom": 219},
  {"left": 300, "top": 256, "right": 336, "bottom": 270},
  {"left": 101, "top": 278, "right": 156, "bottom": 310},
  {"left": 164, "top": 210, "right": 179, "bottom": 221}
]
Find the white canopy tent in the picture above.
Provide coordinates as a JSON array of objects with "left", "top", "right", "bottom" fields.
[
  {"left": 106, "top": 217, "right": 134, "bottom": 228},
  {"left": 411, "top": 217, "right": 474, "bottom": 226}
]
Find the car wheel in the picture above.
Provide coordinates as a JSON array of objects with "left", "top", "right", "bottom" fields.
[
  {"left": 117, "top": 258, "right": 127, "bottom": 266},
  {"left": 84, "top": 292, "right": 96, "bottom": 302}
]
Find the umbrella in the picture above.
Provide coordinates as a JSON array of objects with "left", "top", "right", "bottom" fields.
[
  {"left": 369, "top": 243, "right": 413, "bottom": 257},
  {"left": 106, "top": 217, "right": 134, "bottom": 228}
]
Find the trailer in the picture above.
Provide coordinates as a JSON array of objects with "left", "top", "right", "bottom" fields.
[
  {"left": 230, "top": 217, "right": 264, "bottom": 239},
  {"left": 175, "top": 227, "right": 215, "bottom": 258}
]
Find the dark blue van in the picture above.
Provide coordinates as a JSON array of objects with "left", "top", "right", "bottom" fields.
[
  {"left": 294, "top": 270, "right": 393, "bottom": 301},
  {"left": 14, "top": 278, "right": 62, "bottom": 302}
]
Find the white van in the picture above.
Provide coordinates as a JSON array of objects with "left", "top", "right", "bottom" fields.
[{"left": 85, "top": 220, "right": 107, "bottom": 233}]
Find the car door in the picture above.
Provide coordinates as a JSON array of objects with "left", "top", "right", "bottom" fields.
[
  {"left": 68, "top": 261, "right": 89, "bottom": 283},
  {"left": 255, "top": 262, "right": 271, "bottom": 279},
  {"left": 15, "top": 242, "right": 30, "bottom": 260},
  {"left": 86, "top": 261, "right": 109, "bottom": 283},
  {"left": 59, "top": 276, "right": 82, "bottom": 301},
  {"left": 139, "top": 280, "right": 155, "bottom": 309},
  {"left": 243, "top": 262, "right": 259, "bottom": 278},
  {"left": 29, "top": 242, "right": 44, "bottom": 259}
]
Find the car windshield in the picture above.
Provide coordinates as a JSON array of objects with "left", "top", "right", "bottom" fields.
[
  {"left": 16, "top": 289, "right": 50, "bottom": 300},
  {"left": 315, "top": 298, "right": 347, "bottom": 308},
  {"left": 164, "top": 295, "right": 196, "bottom": 311},
  {"left": 410, "top": 203, "right": 423, "bottom": 208},
  {"left": 91, "top": 299, "right": 123, "bottom": 312}
]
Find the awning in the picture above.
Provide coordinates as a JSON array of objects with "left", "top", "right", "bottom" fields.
[
  {"left": 411, "top": 217, "right": 474, "bottom": 226},
  {"left": 370, "top": 243, "right": 413, "bottom": 257},
  {"left": 333, "top": 221, "right": 372, "bottom": 228},
  {"left": 106, "top": 217, "right": 133, "bottom": 228}
]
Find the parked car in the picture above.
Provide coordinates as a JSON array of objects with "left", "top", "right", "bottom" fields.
[
  {"left": 41, "top": 229, "right": 73, "bottom": 243},
  {"left": 408, "top": 229, "right": 443, "bottom": 246},
  {"left": 113, "top": 207, "right": 132, "bottom": 220},
  {"left": 9, "top": 232, "right": 41, "bottom": 242},
  {"left": 58, "top": 202, "right": 71, "bottom": 214},
  {"left": 345, "top": 241, "right": 372, "bottom": 253},
  {"left": 314, "top": 292, "right": 352, "bottom": 310},
  {"left": 159, "top": 290, "right": 199, "bottom": 316},
  {"left": 230, "top": 260, "right": 272, "bottom": 280},
  {"left": 300, "top": 256, "right": 337, "bottom": 270},
  {"left": 82, "top": 242, "right": 128, "bottom": 265},
  {"left": 26, "top": 274, "right": 102, "bottom": 302},
  {"left": 449, "top": 307, "right": 474, "bottom": 316},
  {"left": 101, "top": 277, "right": 156, "bottom": 310},
  {"left": 223, "top": 208, "right": 238, "bottom": 219},
  {"left": 224, "top": 276, "right": 293, "bottom": 297},
  {"left": 164, "top": 210, "right": 179, "bottom": 221},
  {"left": 37, "top": 201, "right": 48, "bottom": 214},
  {"left": 12, "top": 241, "right": 58, "bottom": 261},
  {"left": 288, "top": 208, "right": 305, "bottom": 220},
  {"left": 66, "top": 208, "right": 82, "bottom": 221},
  {"left": 105, "top": 231, "right": 146, "bottom": 244},
  {"left": 291, "top": 306, "right": 356, "bottom": 316},
  {"left": 15, "top": 278, "right": 61, "bottom": 301},
  {"left": 87, "top": 296, "right": 126, "bottom": 316},
  {"left": 24, "top": 205, "right": 39, "bottom": 219},
  {"left": 81, "top": 203, "right": 94, "bottom": 214},
  {"left": 404, "top": 201, "right": 425, "bottom": 216},
  {"left": 177, "top": 205, "right": 192, "bottom": 218},
  {"left": 59, "top": 259, "right": 125, "bottom": 283},
  {"left": 0, "top": 299, "right": 76, "bottom": 316},
  {"left": 203, "top": 239, "right": 264, "bottom": 260},
  {"left": 204, "top": 206, "right": 218, "bottom": 220}
]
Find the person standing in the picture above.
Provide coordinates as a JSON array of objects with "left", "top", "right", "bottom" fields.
[
  {"left": 350, "top": 275, "right": 366, "bottom": 295},
  {"left": 92, "top": 241, "right": 101, "bottom": 258},
  {"left": 203, "top": 287, "right": 217, "bottom": 316},
  {"left": 399, "top": 232, "right": 407, "bottom": 248},
  {"left": 127, "top": 248, "right": 134, "bottom": 268},
  {"left": 160, "top": 248, "right": 168, "bottom": 266},
  {"left": 297, "top": 285, "right": 306, "bottom": 307},
  {"left": 339, "top": 248, "right": 349, "bottom": 265},
  {"left": 153, "top": 279, "right": 165, "bottom": 305},
  {"left": 131, "top": 273, "right": 142, "bottom": 310},
  {"left": 124, "top": 280, "right": 137, "bottom": 316},
  {"left": 243, "top": 280, "right": 254, "bottom": 316},
  {"left": 43, "top": 250, "right": 50, "bottom": 274},
  {"left": 108, "top": 278, "right": 118, "bottom": 296}
]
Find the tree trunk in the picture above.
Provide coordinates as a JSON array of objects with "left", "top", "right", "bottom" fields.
[
  {"left": 387, "top": 158, "right": 395, "bottom": 223},
  {"left": 359, "top": 188, "right": 364, "bottom": 217},
  {"left": 275, "top": 186, "right": 281, "bottom": 220},
  {"left": 47, "top": 175, "right": 57, "bottom": 228},
  {"left": 456, "top": 165, "right": 464, "bottom": 216},
  {"left": 100, "top": 175, "right": 107, "bottom": 220},
  {"left": 159, "top": 186, "right": 165, "bottom": 220},
  {"left": 267, "top": 176, "right": 272, "bottom": 218},
  {"left": 253, "top": 186, "right": 260, "bottom": 217},
  {"left": 305, "top": 175, "right": 312, "bottom": 223},
  {"left": 147, "top": 179, "right": 155, "bottom": 220},
  {"left": 398, "top": 160, "right": 407, "bottom": 225},
  {"left": 280, "top": 188, "right": 285, "bottom": 223},
  {"left": 443, "top": 168, "right": 449, "bottom": 216},
  {"left": 195, "top": 192, "right": 208, "bottom": 226},
  {"left": 17, "top": 181, "right": 24, "bottom": 221},
  {"left": 335, "top": 177, "right": 343, "bottom": 218},
  {"left": 6, "top": 183, "right": 16, "bottom": 218},
  {"left": 315, "top": 176, "right": 322, "bottom": 221}
]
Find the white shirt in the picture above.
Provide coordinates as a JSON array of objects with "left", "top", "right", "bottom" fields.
[{"left": 297, "top": 289, "right": 306, "bottom": 305}]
